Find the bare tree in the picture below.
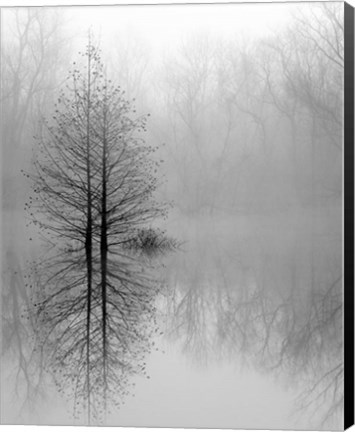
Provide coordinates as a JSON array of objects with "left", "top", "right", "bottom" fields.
[
  {"left": 29, "top": 39, "right": 168, "bottom": 424},
  {"left": 161, "top": 35, "right": 218, "bottom": 214},
  {"left": 261, "top": 3, "right": 343, "bottom": 204}
]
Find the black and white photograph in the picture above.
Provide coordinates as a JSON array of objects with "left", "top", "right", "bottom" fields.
[{"left": 0, "top": 1, "right": 352, "bottom": 430}]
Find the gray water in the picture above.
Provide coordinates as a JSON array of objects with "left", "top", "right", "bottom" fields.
[{"left": 1, "top": 206, "right": 343, "bottom": 430}]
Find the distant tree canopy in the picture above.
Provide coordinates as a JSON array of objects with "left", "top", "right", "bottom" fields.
[
  {"left": 155, "top": 3, "right": 343, "bottom": 215},
  {"left": 28, "top": 38, "right": 169, "bottom": 424}
]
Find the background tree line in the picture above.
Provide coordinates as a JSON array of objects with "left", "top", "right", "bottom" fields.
[{"left": 151, "top": 2, "right": 343, "bottom": 216}]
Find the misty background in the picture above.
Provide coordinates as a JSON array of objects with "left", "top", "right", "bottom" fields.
[{"left": 1, "top": 2, "right": 343, "bottom": 430}]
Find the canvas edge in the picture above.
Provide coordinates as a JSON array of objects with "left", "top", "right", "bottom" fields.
[{"left": 344, "top": 1, "right": 354, "bottom": 430}]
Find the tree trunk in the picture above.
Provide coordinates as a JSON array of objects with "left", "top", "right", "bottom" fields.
[
  {"left": 101, "top": 106, "right": 108, "bottom": 417},
  {"left": 84, "top": 38, "right": 93, "bottom": 425}
]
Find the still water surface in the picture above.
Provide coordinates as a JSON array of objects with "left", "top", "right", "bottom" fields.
[
  {"left": 1, "top": 207, "right": 343, "bottom": 429},
  {"left": 115, "top": 208, "right": 342, "bottom": 430}
]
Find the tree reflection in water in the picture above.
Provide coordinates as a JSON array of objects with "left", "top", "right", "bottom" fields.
[
  {"left": 1, "top": 248, "right": 48, "bottom": 422},
  {"left": 161, "top": 210, "right": 342, "bottom": 429},
  {"left": 32, "top": 246, "right": 164, "bottom": 424}
]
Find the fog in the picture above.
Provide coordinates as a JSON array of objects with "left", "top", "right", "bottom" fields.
[{"left": 1, "top": 2, "right": 343, "bottom": 430}]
